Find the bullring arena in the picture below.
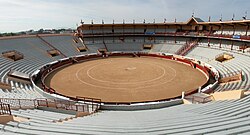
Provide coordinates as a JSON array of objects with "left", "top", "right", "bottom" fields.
[
  {"left": 45, "top": 55, "right": 207, "bottom": 103},
  {"left": 1, "top": 15, "right": 250, "bottom": 134}
]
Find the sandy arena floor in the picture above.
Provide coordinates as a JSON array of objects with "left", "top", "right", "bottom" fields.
[{"left": 45, "top": 56, "right": 208, "bottom": 103}]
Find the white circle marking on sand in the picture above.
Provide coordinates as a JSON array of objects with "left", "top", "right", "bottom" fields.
[
  {"left": 75, "top": 58, "right": 177, "bottom": 90},
  {"left": 85, "top": 61, "right": 166, "bottom": 84}
]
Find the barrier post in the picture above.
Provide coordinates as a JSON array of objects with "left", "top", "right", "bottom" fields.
[
  {"left": 87, "top": 104, "right": 89, "bottom": 112},
  {"left": 198, "top": 86, "right": 202, "bottom": 93},
  {"left": 76, "top": 105, "right": 78, "bottom": 112},
  {"left": 46, "top": 99, "right": 48, "bottom": 107},
  {"left": 54, "top": 99, "right": 57, "bottom": 109},
  {"left": 8, "top": 104, "right": 11, "bottom": 115},
  {"left": 0, "top": 104, "right": 2, "bottom": 115},
  {"left": 92, "top": 99, "right": 94, "bottom": 112},
  {"left": 181, "top": 91, "right": 185, "bottom": 99},
  {"left": 34, "top": 100, "right": 36, "bottom": 108},
  {"left": 18, "top": 99, "right": 21, "bottom": 109}
]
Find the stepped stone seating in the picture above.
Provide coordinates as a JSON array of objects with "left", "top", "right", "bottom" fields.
[
  {"left": 0, "top": 36, "right": 83, "bottom": 99},
  {"left": 187, "top": 46, "right": 250, "bottom": 92},
  {"left": 1, "top": 35, "right": 250, "bottom": 134},
  {"left": 1, "top": 95, "right": 250, "bottom": 134},
  {"left": 42, "top": 36, "right": 86, "bottom": 57},
  {"left": 106, "top": 42, "right": 142, "bottom": 52}
]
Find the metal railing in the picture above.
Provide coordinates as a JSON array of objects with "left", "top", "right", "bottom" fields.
[
  {"left": 0, "top": 98, "right": 100, "bottom": 113},
  {"left": 76, "top": 96, "right": 101, "bottom": 112},
  {"left": 175, "top": 41, "right": 198, "bottom": 56},
  {"left": 37, "top": 99, "right": 97, "bottom": 112},
  {"left": 0, "top": 98, "right": 37, "bottom": 110},
  {"left": 0, "top": 103, "right": 11, "bottom": 115}
]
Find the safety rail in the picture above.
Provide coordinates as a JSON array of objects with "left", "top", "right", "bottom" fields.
[
  {"left": 0, "top": 103, "right": 11, "bottom": 115},
  {"left": 103, "top": 41, "right": 109, "bottom": 52},
  {"left": 80, "top": 32, "right": 250, "bottom": 45},
  {"left": 0, "top": 98, "right": 99, "bottom": 113},
  {"left": 0, "top": 98, "right": 37, "bottom": 109},
  {"left": 175, "top": 41, "right": 198, "bottom": 56},
  {"left": 76, "top": 96, "right": 102, "bottom": 112},
  {"left": 40, "top": 80, "right": 101, "bottom": 111},
  {"left": 182, "top": 42, "right": 198, "bottom": 56},
  {"left": 76, "top": 96, "right": 102, "bottom": 103},
  {"left": 37, "top": 99, "right": 98, "bottom": 113},
  {"left": 175, "top": 43, "right": 189, "bottom": 55}
]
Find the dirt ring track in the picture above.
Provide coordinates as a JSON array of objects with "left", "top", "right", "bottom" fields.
[{"left": 45, "top": 56, "right": 208, "bottom": 103}]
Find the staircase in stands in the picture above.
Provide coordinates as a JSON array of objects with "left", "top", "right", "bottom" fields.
[{"left": 175, "top": 41, "right": 198, "bottom": 56}]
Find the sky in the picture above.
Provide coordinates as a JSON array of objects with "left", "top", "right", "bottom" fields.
[{"left": 0, "top": 0, "right": 249, "bottom": 33}]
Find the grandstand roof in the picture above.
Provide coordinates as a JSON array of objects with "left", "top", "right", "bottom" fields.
[{"left": 77, "top": 17, "right": 250, "bottom": 30}]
